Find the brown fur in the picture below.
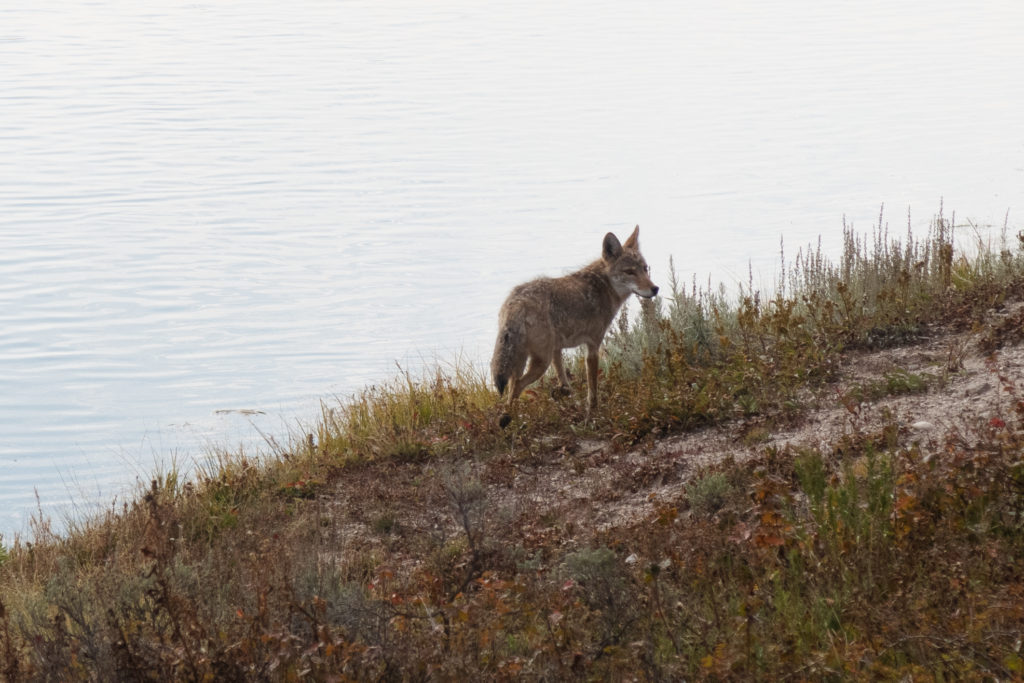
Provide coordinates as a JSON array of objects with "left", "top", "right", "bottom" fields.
[{"left": 491, "top": 226, "right": 658, "bottom": 416}]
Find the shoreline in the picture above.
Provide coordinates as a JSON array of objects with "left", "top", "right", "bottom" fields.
[{"left": 2, "top": 216, "right": 1024, "bottom": 678}]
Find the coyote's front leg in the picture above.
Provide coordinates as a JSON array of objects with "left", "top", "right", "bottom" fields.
[{"left": 584, "top": 344, "right": 600, "bottom": 417}]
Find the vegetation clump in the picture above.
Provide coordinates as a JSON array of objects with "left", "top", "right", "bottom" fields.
[{"left": 1, "top": 205, "right": 1023, "bottom": 679}]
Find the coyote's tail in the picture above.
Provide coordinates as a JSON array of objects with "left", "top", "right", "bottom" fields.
[{"left": 491, "top": 321, "right": 526, "bottom": 395}]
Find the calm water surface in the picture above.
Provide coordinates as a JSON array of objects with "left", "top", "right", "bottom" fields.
[{"left": 2, "top": 1, "right": 1023, "bottom": 538}]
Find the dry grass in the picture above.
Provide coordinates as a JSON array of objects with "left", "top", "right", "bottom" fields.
[{"left": 1, "top": 205, "right": 1023, "bottom": 680}]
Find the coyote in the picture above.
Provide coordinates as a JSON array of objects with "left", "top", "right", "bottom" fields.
[{"left": 491, "top": 225, "right": 658, "bottom": 417}]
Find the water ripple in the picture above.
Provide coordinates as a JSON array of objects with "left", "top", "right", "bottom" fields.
[{"left": 1, "top": 0, "right": 1022, "bottom": 538}]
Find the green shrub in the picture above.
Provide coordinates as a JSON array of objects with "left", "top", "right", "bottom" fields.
[{"left": 686, "top": 472, "right": 733, "bottom": 515}]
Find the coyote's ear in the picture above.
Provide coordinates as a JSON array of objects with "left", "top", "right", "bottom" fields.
[
  {"left": 622, "top": 225, "right": 640, "bottom": 250},
  {"left": 602, "top": 232, "right": 623, "bottom": 261}
]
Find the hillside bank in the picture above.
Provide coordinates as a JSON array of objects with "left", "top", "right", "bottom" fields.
[{"left": 2, "top": 212, "right": 1024, "bottom": 679}]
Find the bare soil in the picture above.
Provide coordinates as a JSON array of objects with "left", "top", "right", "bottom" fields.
[{"left": 324, "top": 305, "right": 1024, "bottom": 569}]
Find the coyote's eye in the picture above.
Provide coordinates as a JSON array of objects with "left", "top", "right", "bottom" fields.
[{"left": 624, "top": 269, "right": 636, "bottom": 276}]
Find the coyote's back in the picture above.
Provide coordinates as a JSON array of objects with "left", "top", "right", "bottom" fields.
[{"left": 491, "top": 225, "right": 658, "bottom": 420}]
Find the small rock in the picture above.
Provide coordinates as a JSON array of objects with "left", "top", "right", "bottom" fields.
[
  {"left": 967, "top": 381, "right": 993, "bottom": 397},
  {"left": 910, "top": 420, "right": 935, "bottom": 432},
  {"left": 625, "top": 553, "right": 638, "bottom": 565}
]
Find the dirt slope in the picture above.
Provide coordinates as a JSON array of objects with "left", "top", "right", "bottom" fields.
[{"left": 324, "top": 305, "right": 1024, "bottom": 567}]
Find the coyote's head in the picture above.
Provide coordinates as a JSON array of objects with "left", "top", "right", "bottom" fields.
[{"left": 602, "top": 225, "right": 659, "bottom": 300}]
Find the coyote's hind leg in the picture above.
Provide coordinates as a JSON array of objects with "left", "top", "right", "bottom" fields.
[
  {"left": 550, "top": 350, "right": 572, "bottom": 398},
  {"left": 499, "top": 354, "right": 552, "bottom": 429}
]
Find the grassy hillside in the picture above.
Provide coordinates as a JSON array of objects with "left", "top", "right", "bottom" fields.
[{"left": 2, "top": 206, "right": 1023, "bottom": 680}]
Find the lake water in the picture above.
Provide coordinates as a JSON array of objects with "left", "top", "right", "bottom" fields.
[{"left": 2, "top": 0, "right": 1022, "bottom": 539}]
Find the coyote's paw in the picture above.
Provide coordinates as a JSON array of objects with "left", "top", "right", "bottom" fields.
[{"left": 550, "top": 386, "right": 572, "bottom": 399}]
